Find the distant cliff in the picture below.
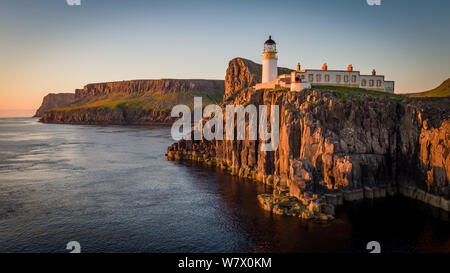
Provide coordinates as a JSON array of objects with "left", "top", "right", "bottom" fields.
[
  {"left": 34, "top": 93, "right": 74, "bottom": 117},
  {"left": 41, "top": 108, "right": 177, "bottom": 125},
  {"left": 40, "top": 79, "right": 224, "bottom": 125},
  {"left": 224, "top": 58, "right": 292, "bottom": 100}
]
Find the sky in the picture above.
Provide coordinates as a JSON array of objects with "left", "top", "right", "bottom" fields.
[{"left": 0, "top": 0, "right": 449, "bottom": 116}]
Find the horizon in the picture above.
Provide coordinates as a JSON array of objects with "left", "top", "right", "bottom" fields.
[{"left": 1, "top": 0, "right": 449, "bottom": 116}]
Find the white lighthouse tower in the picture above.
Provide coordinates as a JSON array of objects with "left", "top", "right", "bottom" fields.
[{"left": 262, "top": 35, "right": 278, "bottom": 83}]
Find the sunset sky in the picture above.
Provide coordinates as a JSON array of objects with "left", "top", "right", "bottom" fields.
[{"left": 1, "top": 0, "right": 449, "bottom": 116}]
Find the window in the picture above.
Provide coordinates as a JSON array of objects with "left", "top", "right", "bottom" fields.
[
  {"left": 301, "top": 75, "right": 305, "bottom": 80},
  {"left": 352, "top": 75, "right": 357, "bottom": 83},
  {"left": 264, "top": 44, "right": 276, "bottom": 52},
  {"left": 369, "top": 80, "right": 374, "bottom": 87},
  {"left": 344, "top": 75, "right": 349, "bottom": 82},
  {"left": 336, "top": 75, "right": 341, "bottom": 83},
  {"left": 325, "top": 75, "right": 330, "bottom": 82},
  {"left": 309, "top": 74, "right": 314, "bottom": 82},
  {"left": 316, "top": 74, "right": 321, "bottom": 82},
  {"left": 376, "top": 80, "right": 382, "bottom": 87},
  {"left": 361, "top": 79, "right": 366, "bottom": 86}
]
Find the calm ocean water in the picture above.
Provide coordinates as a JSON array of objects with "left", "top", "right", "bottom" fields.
[{"left": 0, "top": 118, "right": 448, "bottom": 253}]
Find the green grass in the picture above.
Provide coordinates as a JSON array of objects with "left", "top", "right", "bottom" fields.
[
  {"left": 268, "top": 87, "right": 290, "bottom": 93},
  {"left": 312, "top": 85, "right": 406, "bottom": 101},
  {"left": 53, "top": 90, "right": 224, "bottom": 112}
]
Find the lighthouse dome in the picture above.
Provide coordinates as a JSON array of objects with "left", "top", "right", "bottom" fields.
[{"left": 264, "top": 35, "right": 276, "bottom": 45}]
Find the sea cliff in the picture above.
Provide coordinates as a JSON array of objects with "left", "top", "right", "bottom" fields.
[
  {"left": 167, "top": 59, "right": 450, "bottom": 221},
  {"left": 167, "top": 87, "right": 449, "bottom": 220},
  {"left": 40, "top": 108, "right": 176, "bottom": 125}
]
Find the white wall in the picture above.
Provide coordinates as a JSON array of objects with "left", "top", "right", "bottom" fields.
[
  {"left": 262, "top": 58, "right": 278, "bottom": 83},
  {"left": 359, "top": 75, "right": 384, "bottom": 89},
  {"left": 296, "top": 69, "right": 392, "bottom": 91},
  {"left": 298, "top": 70, "right": 360, "bottom": 86},
  {"left": 384, "top": 81, "right": 395, "bottom": 92}
]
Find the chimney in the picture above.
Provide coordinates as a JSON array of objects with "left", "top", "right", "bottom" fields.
[
  {"left": 322, "top": 63, "right": 328, "bottom": 71},
  {"left": 347, "top": 64, "right": 353, "bottom": 72},
  {"left": 296, "top": 62, "right": 301, "bottom": 72},
  {"left": 372, "top": 69, "right": 376, "bottom": 76}
]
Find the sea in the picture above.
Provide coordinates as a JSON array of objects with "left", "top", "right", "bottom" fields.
[{"left": 0, "top": 117, "right": 448, "bottom": 253}]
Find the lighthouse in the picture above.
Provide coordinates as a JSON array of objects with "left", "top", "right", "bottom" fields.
[
  {"left": 254, "top": 36, "right": 394, "bottom": 92},
  {"left": 262, "top": 35, "right": 278, "bottom": 83}
]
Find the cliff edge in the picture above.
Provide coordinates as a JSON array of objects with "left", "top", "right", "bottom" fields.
[{"left": 34, "top": 93, "right": 75, "bottom": 117}]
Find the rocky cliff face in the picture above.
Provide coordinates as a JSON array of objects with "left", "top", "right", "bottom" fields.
[
  {"left": 40, "top": 108, "right": 176, "bottom": 125},
  {"left": 167, "top": 59, "right": 450, "bottom": 219},
  {"left": 34, "top": 93, "right": 75, "bottom": 117},
  {"left": 167, "top": 88, "right": 450, "bottom": 217},
  {"left": 224, "top": 58, "right": 292, "bottom": 101}
]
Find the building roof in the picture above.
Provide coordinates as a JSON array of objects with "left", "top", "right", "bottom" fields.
[{"left": 264, "top": 35, "right": 276, "bottom": 45}]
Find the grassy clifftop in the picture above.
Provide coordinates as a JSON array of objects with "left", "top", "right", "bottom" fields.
[
  {"left": 409, "top": 78, "right": 450, "bottom": 98},
  {"left": 53, "top": 90, "right": 224, "bottom": 112},
  {"left": 311, "top": 85, "right": 406, "bottom": 101}
]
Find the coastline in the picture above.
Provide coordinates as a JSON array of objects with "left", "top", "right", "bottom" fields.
[
  {"left": 165, "top": 87, "right": 449, "bottom": 223},
  {"left": 166, "top": 149, "right": 450, "bottom": 221}
]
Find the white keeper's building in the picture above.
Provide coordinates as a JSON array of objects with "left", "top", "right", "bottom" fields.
[{"left": 254, "top": 36, "right": 395, "bottom": 92}]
